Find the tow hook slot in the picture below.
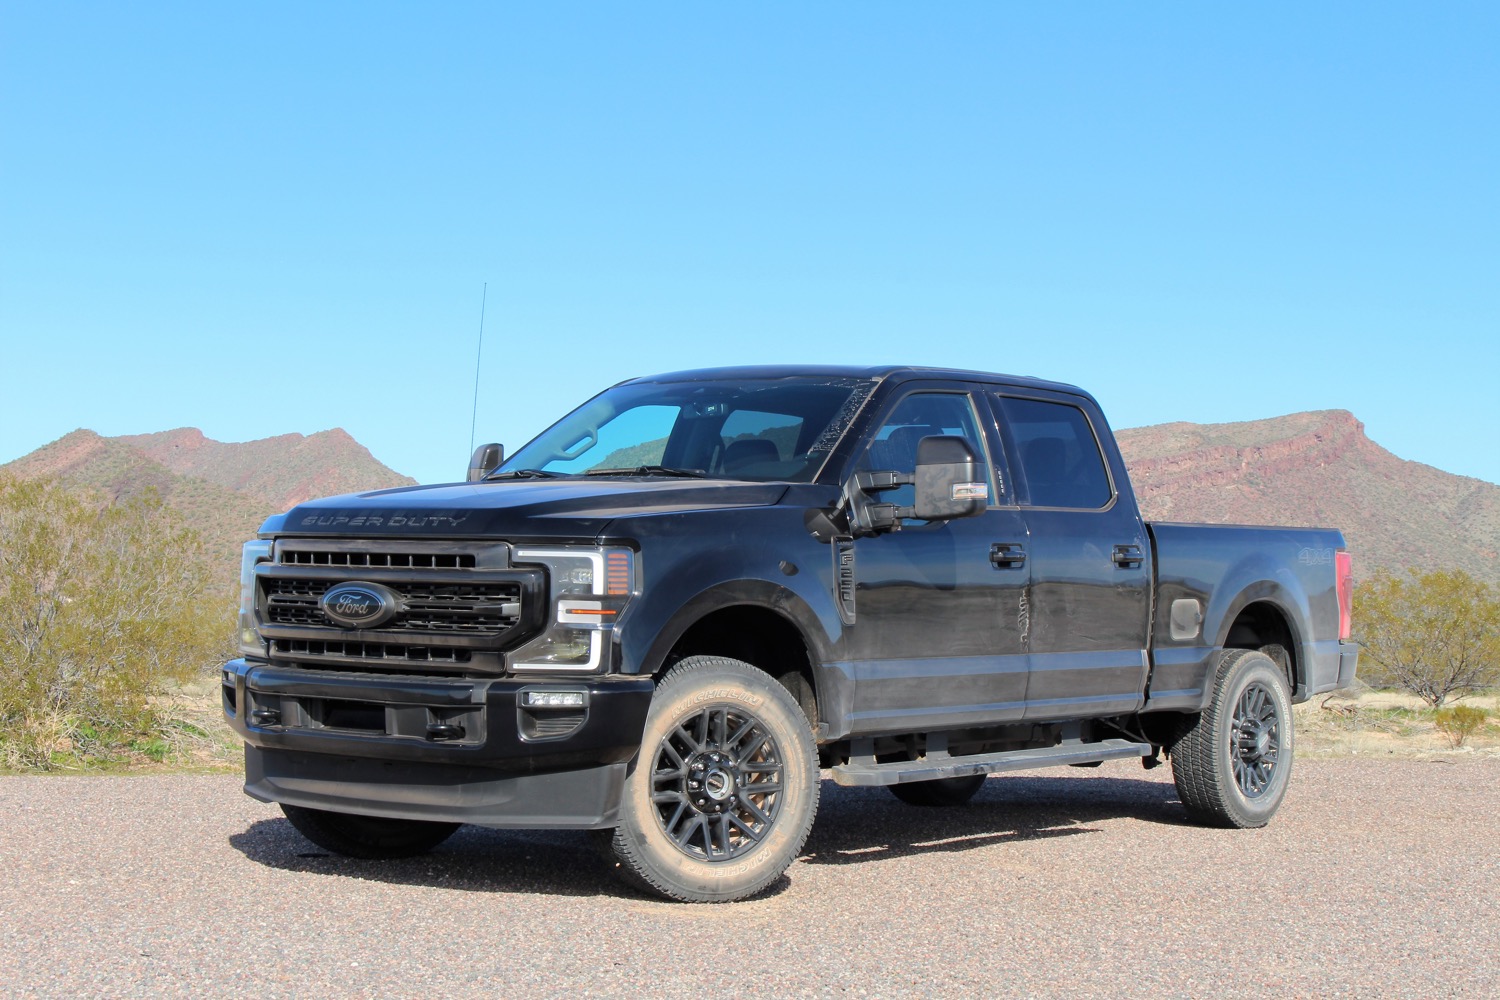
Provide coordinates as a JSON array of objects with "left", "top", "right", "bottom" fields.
[
  {"left": 425, "top": 722, "right": 466, "bottom": 741},
  {"left": 249, "top": 708, "right": 282, "bottom": 727}
]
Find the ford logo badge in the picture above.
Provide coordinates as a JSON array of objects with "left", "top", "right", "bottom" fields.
[{"left": 320, "top": 582, "right": 400, "bottom": 629}]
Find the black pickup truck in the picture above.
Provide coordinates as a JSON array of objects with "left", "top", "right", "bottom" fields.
[{"left": 225, "top": 365, "right": 1358, "bottom": 902}]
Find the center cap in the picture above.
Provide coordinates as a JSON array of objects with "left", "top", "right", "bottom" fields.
[
  {"left": 1255, "top": 730, "right": 1272, "bottom": 757},
  {"left": 704, "top": 769, "right": 735, "bottom": 801}
]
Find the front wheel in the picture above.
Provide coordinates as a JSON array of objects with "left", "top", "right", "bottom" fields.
[
  {"left": 1171, "top": 649, "right": 1295, "bottom": 828},
  {"left": 280, "top": 804, "right": 460, "bottom": 858},
  {"left": 605, "top": 655, "right": 820, "bottom": 902}
]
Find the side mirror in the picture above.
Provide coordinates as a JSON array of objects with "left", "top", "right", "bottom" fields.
[
  {"left": 467, "top": 443, "right": 504, "bottom": 482},
  {"left": 911, "top": 436, "right": 988, "bottom": 521}
]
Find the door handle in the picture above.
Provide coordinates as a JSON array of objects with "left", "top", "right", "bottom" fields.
[
  {"left": 1112, "top": 544, "right": 1144, "bottom": 568},
  {"left": 990, "top": 543, "right": 1026, "bottom": 569}
]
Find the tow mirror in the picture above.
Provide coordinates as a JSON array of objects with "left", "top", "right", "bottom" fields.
[
  {"left": 467, "top": 443, "right": 504, "bottom": 482},
  {"left": 911, "top": 436, "right": 988, "bottom": 521}
]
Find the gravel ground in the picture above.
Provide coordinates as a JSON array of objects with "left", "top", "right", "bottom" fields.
[{"left": 2, "top": 758, "right": 1496, "bottom": 999}]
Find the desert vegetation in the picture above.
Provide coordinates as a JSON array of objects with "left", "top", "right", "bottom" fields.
[
  {"left": 1353, "top": 569, "right": 1500, "bottom": 706},
  {"left": 0, "top": 475, "right": 234, "bottom": 770}
]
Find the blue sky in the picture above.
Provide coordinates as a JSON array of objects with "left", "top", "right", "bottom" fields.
[{"left": 3, "top": 3, "right": 1497, "bottom": 487}]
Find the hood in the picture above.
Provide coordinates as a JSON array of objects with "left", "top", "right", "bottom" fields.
[{"left": 272, "top": 478, "right": 789, "bottom": 540}]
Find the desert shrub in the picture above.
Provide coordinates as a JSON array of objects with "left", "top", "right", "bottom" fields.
[
  {"left": 1355, "top": 569, "right": 1500, "bottom": 707},
  {"left": 0, "top": 476, "right": 233, "bottom": 769},
  {"left": 1433, "top": 705, "right": 1488, "bottom": 748}
]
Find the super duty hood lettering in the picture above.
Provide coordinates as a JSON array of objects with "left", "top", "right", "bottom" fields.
[{"left": 298, "top": 512, "right": 470, "bottom": 529}]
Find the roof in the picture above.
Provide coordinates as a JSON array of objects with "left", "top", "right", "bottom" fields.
[{"left": 619, "top": 364, "right": 1091, "bottom": 397}]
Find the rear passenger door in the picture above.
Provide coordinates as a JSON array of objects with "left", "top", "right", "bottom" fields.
[{"left": 990, "top": 392, "right": 1152, "bottom": 720}]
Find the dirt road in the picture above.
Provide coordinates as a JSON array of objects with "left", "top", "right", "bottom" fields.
[{"left": 2, "top": 758, "right": 1495, "bottom": 998}]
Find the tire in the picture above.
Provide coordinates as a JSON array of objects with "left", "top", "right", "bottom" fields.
[
  {"left": 606, "top": 655, "right": 819, "bottom": 902},
  {"left": 280, "top": 804, "right": 460, "bottom": 859},
  {"left": 887, "top": 774, "right": 986, "bottom": 807},
  {"left": 1171, "top": 648, "right": 1295, "bottom": 829}
]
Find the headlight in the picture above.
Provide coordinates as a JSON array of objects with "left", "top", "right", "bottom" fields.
[
  {"left": 509, "top": 546, "right": 636, "bottom": 672},
  {"left": 238, "top": 540, "right": 273, "bottom": 658}
]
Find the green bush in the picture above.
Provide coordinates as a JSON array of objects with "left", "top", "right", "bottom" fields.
[
  {"left": 1433, "top": 705, "right": 1488, "bottom": 748},
  {"left": 1355, "top": 569, "right": 1500, "bottom": 707},
  {"left": 0, "top": 476, "right": 233, "bottom": 770}
]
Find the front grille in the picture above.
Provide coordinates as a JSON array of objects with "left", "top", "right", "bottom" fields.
[
  {"left": 263, "top": 578, "right": 522, "bottom": 634},
  {"left": 256, "top": 540, "right": 542, "bottom": 676}
]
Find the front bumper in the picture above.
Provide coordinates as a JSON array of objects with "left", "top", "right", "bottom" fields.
[{"left": 223, "top": 658, "right": 653, "bottom": 827}]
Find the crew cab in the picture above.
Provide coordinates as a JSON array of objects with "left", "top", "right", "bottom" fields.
[{"left": 225, "top": 366, "right": 1358, "bottom": 901}]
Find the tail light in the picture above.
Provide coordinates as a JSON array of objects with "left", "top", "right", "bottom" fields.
[{"left": 1335, "top": 550, "right": 1354, "bottom": 640}]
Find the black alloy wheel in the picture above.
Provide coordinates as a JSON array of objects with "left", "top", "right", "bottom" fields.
[{"left": 650, "top": 703, "right": 786, "bottom": 861}]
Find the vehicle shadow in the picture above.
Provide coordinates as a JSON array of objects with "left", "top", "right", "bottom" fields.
[
  {"left": 228, "top": 819, "right": 617, "bottom": 899},
  {"left": 801, "top": 771, "right": 1188, "bottom": 866},
  {"left": 227, "top": 771, "right": 1186, "bottom": 898}
]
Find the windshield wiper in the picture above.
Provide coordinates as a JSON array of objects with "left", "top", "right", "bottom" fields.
[
  {"left": 484, "top": 468, "right": 560, "bottom": 480},
  {"left": 584, "top": 465, "right": 707, "bottom": 478}
]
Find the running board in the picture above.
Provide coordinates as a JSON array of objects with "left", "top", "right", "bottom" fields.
[{"left": 831, "top": 738, "right": 1152, "bottom": 787}]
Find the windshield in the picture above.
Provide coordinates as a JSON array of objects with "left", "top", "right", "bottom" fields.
[{"left": 499, "top": 377, "right": 877, "bottom": 482}]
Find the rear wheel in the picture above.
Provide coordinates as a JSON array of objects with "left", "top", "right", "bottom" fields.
[
  {"left": 1171, "top": 649, "right": 1294, "bottom": 828},
  {"left": 887, "top": 774, "right": 987, "bottom": 807},
  {"left": 606, "top": 655, "right": 819, "bottom": 902},
  {"left": 280, "top": 804, "right": 460, "bottom": 858}
]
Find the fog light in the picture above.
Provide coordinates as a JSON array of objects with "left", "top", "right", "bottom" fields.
[{"left": 523, "top": 690, "right": 587, "bottom": 709}]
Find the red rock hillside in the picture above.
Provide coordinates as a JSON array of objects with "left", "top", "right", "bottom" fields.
[{"left": 1117, "top": 410, "right": 1500, "bottom": 584}]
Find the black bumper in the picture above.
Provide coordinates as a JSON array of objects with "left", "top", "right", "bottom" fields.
[{"left": 223, "top": 659, "right": 653, "bottom": 827}]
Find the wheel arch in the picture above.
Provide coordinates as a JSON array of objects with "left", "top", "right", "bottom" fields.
[
  {"left": 1212, "top": 588, "right": 1307, "bottom": 695},
  {"left": 637, "top": 581, "right": 830, "bottom": 731}
]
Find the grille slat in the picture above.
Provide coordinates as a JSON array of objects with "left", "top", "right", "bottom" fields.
[
  {"left": 273, "top": 639, "right": 471, "bottom": 664},
  {"left": 280, "top": 549, "right": 477, "bottom": 570}
]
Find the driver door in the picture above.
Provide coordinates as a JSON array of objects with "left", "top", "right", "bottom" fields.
[{"left": 840, "top": 384, "right": 1031, "bottom": 734}]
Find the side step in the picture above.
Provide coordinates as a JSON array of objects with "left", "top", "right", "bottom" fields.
[{"left": 831, "top": 738, "right": 1152, "bottom": 787}]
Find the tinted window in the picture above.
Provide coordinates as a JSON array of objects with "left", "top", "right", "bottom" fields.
[
  {"left": 859, "top": 391, "right": 991, "bottom": 513},
  {"left": 997, "top": 396, "right": 1112, "bottom": 509}
]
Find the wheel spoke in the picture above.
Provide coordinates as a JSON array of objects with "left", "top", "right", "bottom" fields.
[
  {"left": 662, "top": 799, "right": 689, "bottom": 834},
  {"left": 737, "top": 732, "right": 770, "bottom": 760},
  {"left": 726, "top": 811, "right": 762, "bottom": 844},
  {"left": 658, "top": 739, "right": 686, "bottom": 769},
  {"left": 652, "top": 766, "right": 685, "bottom": 786},
  {"left": 738, "top": 795, "right": 772, "bottom": 827},
  {"left": 673, "top": 813, "right": 705, "bottom": 848}
]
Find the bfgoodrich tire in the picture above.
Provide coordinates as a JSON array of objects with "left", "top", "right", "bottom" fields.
[
  {"left": 280, "top": 805, "right": 460, "bottom": 859},
  {"left": 1171, "top": 649, "right": 1295, "bottom": 829},
  {"left": 606, "top": 655, "right": 820, "bottom": 903}
]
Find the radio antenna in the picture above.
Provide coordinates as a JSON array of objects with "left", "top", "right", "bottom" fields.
[{"left": 468, "top": 282, "right": 488, "bottom": 456}]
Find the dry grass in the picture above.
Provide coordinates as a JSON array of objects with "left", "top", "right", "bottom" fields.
[{"left": 1294, "top": 688, "right": 1500, "bottom": 759}]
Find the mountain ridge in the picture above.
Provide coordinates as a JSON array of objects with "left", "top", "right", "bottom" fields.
[
  {"left": 1117, "top": 409, "right": 1499, "bottom": 584},
  {"left": 2, "top": 427, "right": 415, "bottom": 570},
  {"left": 4, "top": 412, "right": 1495, "bottom": 585}
]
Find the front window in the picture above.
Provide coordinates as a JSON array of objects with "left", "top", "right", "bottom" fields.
[
  {"left": 499, "top": 377, "right": 877, "bottom": 482},
  {"left": 856, "top": 391, "right": 994, "bottom": 515}
]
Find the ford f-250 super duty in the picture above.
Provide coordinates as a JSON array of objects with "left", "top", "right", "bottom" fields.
[{"left": 225, "top": 366, "right": 1358, "bottom": 902}]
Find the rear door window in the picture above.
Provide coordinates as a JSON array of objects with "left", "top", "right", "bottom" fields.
[{"left": 996, "top": 396, "right": 1112, "bottom": 509}]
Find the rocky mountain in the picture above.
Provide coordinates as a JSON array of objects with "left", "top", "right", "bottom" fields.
[
  {"left": 2, "top": 428, "right": 415, "bottom": 570},
  {"left": 1117, "top": 409, "right": 1500, "bottom": 584}
]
